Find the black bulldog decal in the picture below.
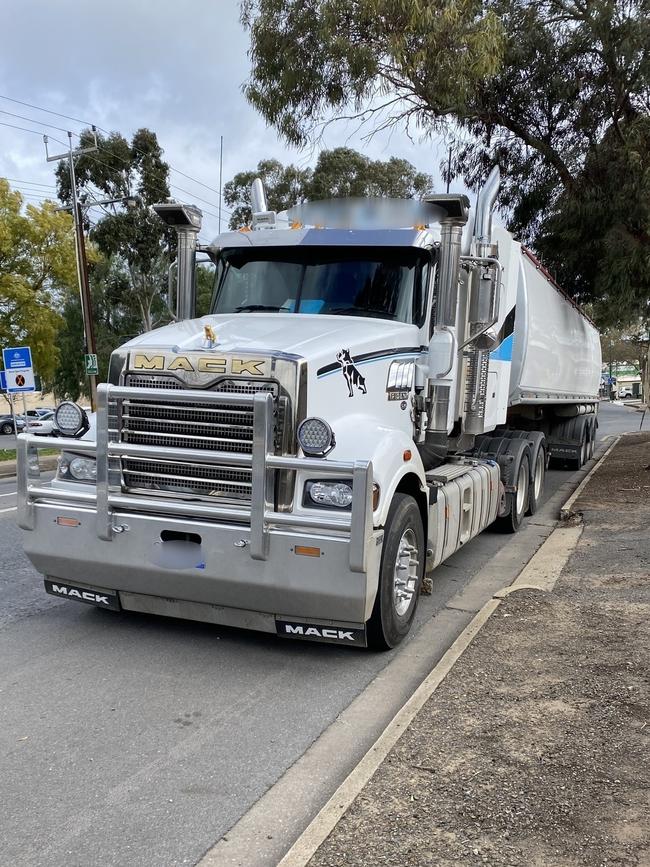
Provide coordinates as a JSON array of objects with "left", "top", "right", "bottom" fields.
[{"left": 336, "top": 349, "right": 367, "bottom": 398}]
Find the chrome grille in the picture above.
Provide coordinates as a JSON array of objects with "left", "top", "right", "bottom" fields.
[{"left": 120, "top": 375, "right": 283, "bottom": 502}]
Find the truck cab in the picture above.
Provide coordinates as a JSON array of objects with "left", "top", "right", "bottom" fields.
[{"left": 17, "top": 170, "right": 601, "bottom": 649}]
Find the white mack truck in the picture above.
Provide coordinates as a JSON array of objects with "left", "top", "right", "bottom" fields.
[{"left": 17, "top": 167, "right": 601, "bottom": 649}]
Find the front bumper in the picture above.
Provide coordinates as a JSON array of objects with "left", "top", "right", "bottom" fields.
[{"left": 17, "top": 384, "right": 378, "bottom": 627}]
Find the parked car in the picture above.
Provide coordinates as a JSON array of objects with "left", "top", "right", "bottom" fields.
[
  {"left": 26, "top": 411, "right": 56, "bottom": 436},
  {"left": 618, "top": 387, "right": 634, "bottom": 399},
  {"left": 0, "top": 414, "right": 26, "bottom": 435},
  {"left": 25, "top": 408, "right": 55, "bottom": 419}
]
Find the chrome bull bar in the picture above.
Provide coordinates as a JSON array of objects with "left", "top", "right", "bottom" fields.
[{"left": 16, "top": 383, "right": 373, "bottom": 573}]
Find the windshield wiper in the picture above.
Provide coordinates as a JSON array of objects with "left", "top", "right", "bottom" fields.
[
  {"left": 327, "top": 307, "right": 395, "bottom": 319},
  {"left": 234, "top": 304, "right": 282, "bottom": 312}
]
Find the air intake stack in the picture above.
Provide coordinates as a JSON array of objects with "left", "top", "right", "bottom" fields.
[
  {"left": 463, "top": 166, "right": 501, "bottom": 436},
  {"left": 417, "top": 195, "right": 470, "bottom": 469},
  {"left": 152, "top": 199, "right": 203, "bottom": 321}
]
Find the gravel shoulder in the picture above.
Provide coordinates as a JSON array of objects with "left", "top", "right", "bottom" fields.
[{"left": 308, "top": 433, "right": 650, "bottom": 867}]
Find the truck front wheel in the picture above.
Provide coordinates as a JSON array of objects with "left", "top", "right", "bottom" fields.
[{"left": 367, "top": 493, "right": 424, "bottom": 651}]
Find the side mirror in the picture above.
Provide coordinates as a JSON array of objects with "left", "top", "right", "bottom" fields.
[{"left": 428, "top": 328, "right": 456, "bottom": 379}]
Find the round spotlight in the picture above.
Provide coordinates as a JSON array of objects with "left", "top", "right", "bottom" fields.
[
  {"left": 297, "top": 417, "right": 335, "bottom": 457},
  {"left": 54, "top": 401, "right": 89, "bottom": 438}
]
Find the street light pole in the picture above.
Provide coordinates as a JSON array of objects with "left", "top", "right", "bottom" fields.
[{"left": 44, "top": 129, "right": 99, "bottom": 411}]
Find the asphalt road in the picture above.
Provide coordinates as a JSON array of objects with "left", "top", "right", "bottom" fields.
[{"left": 0, "top": 402, "right": 641, "bottom": 867}]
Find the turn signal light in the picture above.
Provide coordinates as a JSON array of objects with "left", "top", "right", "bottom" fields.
[
  {"left": 295, "top": 545, "right": 321, "bottom": 558},
  {"left": 56, "top": 516, "right": 80, "bottom": 527}
]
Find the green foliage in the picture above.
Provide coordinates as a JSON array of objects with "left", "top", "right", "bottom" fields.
[
  {"left": 224, "top": 158, "right": 311, "bottom": 228},
  {"left": 53, "top": 258, "right": 142, "bottom": 400},
  {"left": 0, "top": 179, "right": 77, "bottom": 383},
  {"left": 224, "top": 147, "right": 432, "bottom": 227},
  {"left": 242, "top": 0, "right": 504, "bottom": 147},
  {"left": 56, "top": 128, "right": 172, "bottom": 333},
  {"left": 242, "top": 0, "right": 650, "bottom": 332}
]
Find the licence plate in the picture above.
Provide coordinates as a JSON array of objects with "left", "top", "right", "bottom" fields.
[{"left": 44, "top": 579, "right": 121, "bottom": 611}]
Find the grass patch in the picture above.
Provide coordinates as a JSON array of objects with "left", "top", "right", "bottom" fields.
[{"left": 0, "top": 448, "right": 59, "bottom": 463}]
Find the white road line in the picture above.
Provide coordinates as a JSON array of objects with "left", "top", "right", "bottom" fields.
[
  {"left": 0, "top": 506, "right": 17, "bottom": 513},
  {"left": 0, "top": 491, "right": 17, "bottom": 497}
]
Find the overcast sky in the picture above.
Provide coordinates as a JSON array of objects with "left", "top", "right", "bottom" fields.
[{"left": 1, "top": 0, "right": 448, "bottom": 241}]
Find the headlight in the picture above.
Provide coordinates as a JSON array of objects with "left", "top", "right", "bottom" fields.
[
  {"left": 54, "top": 401, "right": 89, "bottom": 438},
  {"left": 297, "top": 417, "right": 335, "bottom": 457},
  {"left": 58, "top": 452, "right": 97, "bottom": 483},
  {"left": 304, "top": 480, "right": 353, "bottom": 509}
]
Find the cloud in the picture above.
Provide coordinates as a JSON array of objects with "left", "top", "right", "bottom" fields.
[{"left": 1, "top": 0, "right": 449, "bottom": 241}]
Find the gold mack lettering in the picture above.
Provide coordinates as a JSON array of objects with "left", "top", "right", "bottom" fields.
[{"left": 132, "top": 353, "right": 266, "bottom": 375}]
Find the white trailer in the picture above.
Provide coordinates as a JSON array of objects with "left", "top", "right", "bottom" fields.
[{"left": 17, "top": 168, "right": 601, "bottom": 649}]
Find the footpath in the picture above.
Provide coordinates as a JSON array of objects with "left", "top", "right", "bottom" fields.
[{"left": 287, "top": 432, "right": 650, "bottom": 867}]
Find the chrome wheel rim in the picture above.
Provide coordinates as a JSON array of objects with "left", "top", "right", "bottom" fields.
[
  {"left": 515, "top": 460, "right": 528, "bottom": 517},
  {"left": 393, "top": 529, "right": 419, "bottom": 617},
  {"left": 533, "top": 449, "right": 544, "bottom": 501}
]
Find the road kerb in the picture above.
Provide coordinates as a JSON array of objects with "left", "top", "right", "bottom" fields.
[
  {"left": 498, "top": 524, "right": 583, "bottom": 594},
  {"left": 278, "top": 450, "right": 619, "bottom": 867},
  {"left": 560, "top": 435, "right": 620, "bottom": 521},
  {"left": 277, "top": 598, "right": 502, "bottom": 867}
]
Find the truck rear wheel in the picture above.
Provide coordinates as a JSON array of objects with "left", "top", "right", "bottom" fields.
[
  {"left": 367, "top": 493, "right": 424, "bottom": 651},
  {"left": 494, "top": 451, "right": 530, "bottom": 534}
]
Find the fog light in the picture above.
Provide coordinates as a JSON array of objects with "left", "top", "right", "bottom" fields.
[
  {"left": 54, "top": 401, "right": 89, "bottom": 438},
  {"left": 297, "top": 417, "right": 335, "bottom": 457}
]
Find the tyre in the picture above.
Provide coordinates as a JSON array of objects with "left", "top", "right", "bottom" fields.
[
  {"left": 526, "top": 443, "right": 546, "bottom": 516},
  {"left": 587, "top": 420, "right": 596, "bottom": 459},
  {"left": 1, "top": 422, "right": 13, "bottom": 435},
  {"left": 571, "top": 427, "right": 588, "bottom": 470},
  {"left": 367, "top": 493, "right": 424, "bottom": 651},
  {"left": 494, "top": 451, "right": 531, "bottom": 533}
]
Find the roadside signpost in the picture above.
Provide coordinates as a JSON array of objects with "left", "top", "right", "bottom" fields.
[
  {"left": 2, "top": 345, "right": 35, "bottom": 434},
  {"left": 84, "top": 354, "right": 99, "bottom": 376},
  {"left": 2, "top": 346, "right": 35, "bottom": 393}
]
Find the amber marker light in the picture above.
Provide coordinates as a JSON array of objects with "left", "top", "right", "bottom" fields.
[
  {"left": 295, "top": 545, "right": 321, "bottom": 558},
  {"left": 56, "top": 516, "right": 80, "bottom": 527},
  {"left": 403, "top": 449, "right": 412, "bottom": 461}
]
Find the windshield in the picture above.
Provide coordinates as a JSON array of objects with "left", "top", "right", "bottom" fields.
[{"left": 211, "top": 246, "right": 431, "bottom": 325}]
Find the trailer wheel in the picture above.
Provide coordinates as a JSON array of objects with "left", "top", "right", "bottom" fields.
[
  {"left": 572, "top": 427, "right": 588, "bottom": 470},
  {"left": 587, "top": 420, "right": 596, "bottom": 459},
  {"left": 494, "top": 451, "right": 531, "bottom": 533},
  {"left": 527, "top": 442, "right": 546, "bottom": 516},
  {"left": 367, "top": 493, "right": 424, "bottom": 651}
]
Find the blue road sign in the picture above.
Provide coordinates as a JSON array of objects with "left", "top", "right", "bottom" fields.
[
  {"left": 2, "top": 346, "right": 32, "bottom": 371},
  {"left": 2, "top": 345, "right": 35, "bottom": 393},
  {"left": 0, "top": 371, "right": 5, "bottom": 392}
]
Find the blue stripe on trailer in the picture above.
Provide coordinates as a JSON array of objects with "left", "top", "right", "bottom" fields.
[{"left": 490, "top": 333, "right": 514, "bottom": 362}]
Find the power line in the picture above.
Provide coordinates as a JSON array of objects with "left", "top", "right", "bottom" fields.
[
  {"left": 2, "top": 176, "right": 57, "bottom": 189},
  {"left": 0, "top": 120, "right": 50, "bottom": 137},
  {"left": 0, "top": 93, "right": 228, "bottom": 204},
  {"left": 0, "top": 98, "right": 235, "bottom": 225},
  {"left": 0, "top": 94, "right": 92, "bottom": 127},
  {"left": 0, "top": 109, "right": 79, "bottom": 137}
]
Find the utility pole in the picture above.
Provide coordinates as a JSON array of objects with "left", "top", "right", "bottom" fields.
[
  {"left": 446, "top": 146, "right": 452, "bottom": 194},
  {"left": 218, "top": 135, "right": 224, "bottom": 234},
  {"left": 44, "top": 129, "right": 99, "bottom": 411}
]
